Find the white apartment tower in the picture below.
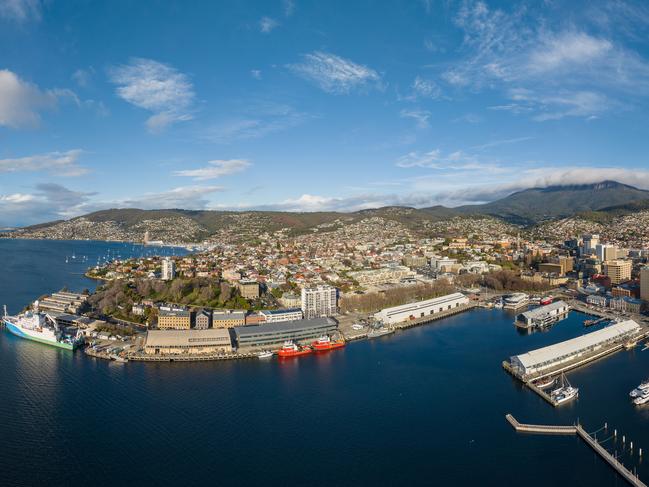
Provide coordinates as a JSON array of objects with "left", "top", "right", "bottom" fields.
[
  {"left": 301, "top": 285, "right": 338, "bottom": 319},
  {"left": 161, "top": 258, "right": 176, "bottom": 281}
]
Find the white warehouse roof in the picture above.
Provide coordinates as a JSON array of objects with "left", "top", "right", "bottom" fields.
[
  {"left": 520, "top": 300, "right": 569, "bottom": 320},
  {"left": 512, "top": 319, "right": 640, "bottom": 372},
  {"left": 376, "top": 292, "right": 467, "bottom": 316}
]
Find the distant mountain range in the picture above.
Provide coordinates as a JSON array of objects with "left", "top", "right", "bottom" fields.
[
  {"left": 6, "top": 180, "right": 649, "bottom": 241},
  {"left": 425, "top": 180, "right": 649, "bottom": 225}
]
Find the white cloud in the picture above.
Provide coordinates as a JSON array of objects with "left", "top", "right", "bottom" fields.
[
  {"left": 259, "top": 16, "right": 279, "bottom": 33},
  {"left": 399, "top": 109, "right": 431, "bottom": 128},
  {"left": 72, "top": 68, "right": 94, "bottom": 88},
  {"left": 174, "top": 159, "right": 251, "bottom": 180},
  {"left": 411, "top": 76, "right": 442, "bottom": 99},
  {"left": 0, "top": 69, "right": 65, "bottom": 128},
  {"left": 529, "top": 31, "right": 612, "bottom": 73},
  {"left": 283, "top": 0, "right": 295, "bottom": 17},
  {"left": 0, "top": 183, "right": 94, "bottom": 227},
  {"left": 442, "top": 1, "right": 649, "bottom": 120},
  {"left": 119, "top": 186, "right": 224, "bottom": 210},
  {"left": 201, "top": 103, "right": 310, "bottom": 143},
  {"left": 108, "top": 58, "right": 195, "bottom": 133},
  {"left": 0, "top": 149, "right": 87, "bottom": 176},
  {"left": 251, "top": 69, "right": 262, "bottom": 80},
  {"left": 0, "top": 0, "right": 41, "bottom": 22},
  {"left": 288, "top": 51, "right": 382, "bottom": 94},
  {"left": 396, "top": 148, "right": 501, "bottom": 172}
]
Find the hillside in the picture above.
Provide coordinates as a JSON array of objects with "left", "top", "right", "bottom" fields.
[{"left": 5, "top": 180, "right": 649, "bottom": 242}]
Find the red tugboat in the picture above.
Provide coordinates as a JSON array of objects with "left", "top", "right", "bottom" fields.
[
  {"left": 311, "top": 335, "right": 346, "bottom": 352},
  {"left": 277, "top": 341, "right": 313, "bottom": 358}
]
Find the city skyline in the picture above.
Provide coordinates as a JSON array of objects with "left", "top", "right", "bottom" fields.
[{"left": 3, "top": 0, "right": 649, "bottom": 226}]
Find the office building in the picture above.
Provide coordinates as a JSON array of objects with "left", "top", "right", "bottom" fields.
[
  {"left": 260, "top": 308, "right": 304, "bottom": 323},
  {"left": 212, "top": 311, "right": 246, "bottom": 328},
  {"left": 157, "top": 308, "right": 191, "bottom": 330},
  {"left": 583, "top": 234, "right": 600, "bottom": 255},
  {"left": 603, "top": 260, "right": 632, "bottom": 285},
  {"left": 596, "top": 244, "right": 617, "bottom": 263},
  {"left": 234, "top": 317, "right": 338, "bottom": 349},
  {"left": 301, "top": 285, "right": 338, "bottom": 319},
  {"left": 641, "top": 267, "right": 649, "bottom": 302}
]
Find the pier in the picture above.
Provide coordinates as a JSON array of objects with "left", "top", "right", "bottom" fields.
[
  {"left": 506, "top": 414, "right": 646, "bottom": 486},
  {"left": 391, "top": 302, "right": 478, "bottom": 330},
  {"left": 127, "top": 351, "right": 258, "bottom": 362}
]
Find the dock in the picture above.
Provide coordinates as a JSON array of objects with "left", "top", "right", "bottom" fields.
[
  {"left": 127, "top": 351, "right": 258, "bottom": 362},
  {"left": 392, "top": 302, "right": 478, "bottom": 330},
  {"left": 506, "top": 414, "right": 646, "bottom": 486}
]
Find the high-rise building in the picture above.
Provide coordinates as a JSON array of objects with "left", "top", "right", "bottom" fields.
[
  {"left": 301, "top": 285, "right": 338, "bottom": 319},
  {"left": 596, "top": 244, "right": 617, "bottom": 262},
  {"left": 603, "top": 260, "right": 632, "bottom": 285},
  {"left": 641, "top": 267, "right": 649, "bottom": 302},
  {"left": 161, "top": 258, "right": 176, "bottom": 281},
  {"left": 583, "top": 234, "right": 600, "bottom": 255}
]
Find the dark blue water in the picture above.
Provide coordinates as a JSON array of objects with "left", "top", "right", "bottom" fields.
[
  {"left": 0, "top": 239, "right": 187, "bottom": 314},
  {"left": 1, "top": 240, "right": 647, "bottom": 486}
]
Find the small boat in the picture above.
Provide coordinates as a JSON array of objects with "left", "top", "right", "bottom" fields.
[
  {"left": 367, "top": 327, "right": 394, "bottom": 339},
  {"left": 277, "top": 341, "right": 312, "bottom": 358},
  {"left": 550, "top": 373, "right": 578, "bottom": 405},
  {"left": 534, "top": 376, "right": 556, "bottom": 389},
  {"left": 625, "top": 339, "right": 638, "bottom": 350},
  {"left": 634, "top": 390, "right": 649, "bottom": 406},
  {"left": 629, "top": 379, "right": 649, "bottom": 398},
  {"left": 493, "top": 300, "right": 504, "bottom": 309},
  {"left": 257, "top": 351, "right": 274, "bottom": 359},
  {"left": 311, "top": 336, "right": 345, "bottom": 351}
]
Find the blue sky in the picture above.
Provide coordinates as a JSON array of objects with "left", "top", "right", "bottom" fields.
[{"left": 2, "top": 0, "right": 649, "bottom": 226}]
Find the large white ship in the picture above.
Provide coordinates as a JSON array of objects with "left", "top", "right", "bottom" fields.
[
  {"left": 2, "top": 306, "right": 83, "bottom": 351},
  {"left": 503, "top": 293, "right": 530, "bottom": 310}
]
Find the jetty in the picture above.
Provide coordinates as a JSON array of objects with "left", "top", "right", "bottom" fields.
[
  {"left": 391, "top": 302, "right": 478, "bottom": 330},
  {"left": 506, "top": 414, "right": 646, "bottom": 487}
]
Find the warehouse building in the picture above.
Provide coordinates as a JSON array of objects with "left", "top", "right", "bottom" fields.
[
  {"left": 373, "top": 293, "right": 469, "bottom": 325},
  {"left": 144, "top": 329, "right": 233, "bottom": 355},
  {"left": 516, "top": 301, "right": 570, "bottom": 329},
  {"left": 234, "top": 317, "right": 337, "bottom": 349},
  {"left": 509, "top": 319, "right": 641, "bottom": 377}
]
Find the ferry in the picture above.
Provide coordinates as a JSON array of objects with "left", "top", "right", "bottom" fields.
[
  {"left": 277, "top": 341, "right": 312, "bottom": 358},
  {"left": 311, "top": 336, "right": 345, "bottom": 351},
  {"left": 2, "top": 306, "right": 83, "bottom": 351},
  {"left": 634, "top": 390, "right": 649, "bottom": 406},
  {"left": 629, "top": 379, "right": 649, "bottom": 398},
  {"left": 257, "top": 350, "right": 274, "bottom": 359},
  {"left": 550, "top": 374, "right": 578, "bottom": 405},
  {"left": 503, "top": 293, "right": 530, "bottom": 310}
]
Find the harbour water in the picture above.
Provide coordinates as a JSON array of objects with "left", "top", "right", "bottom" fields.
[{"left": 1, "top": 240, "right": 648, "bottom": 486}]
